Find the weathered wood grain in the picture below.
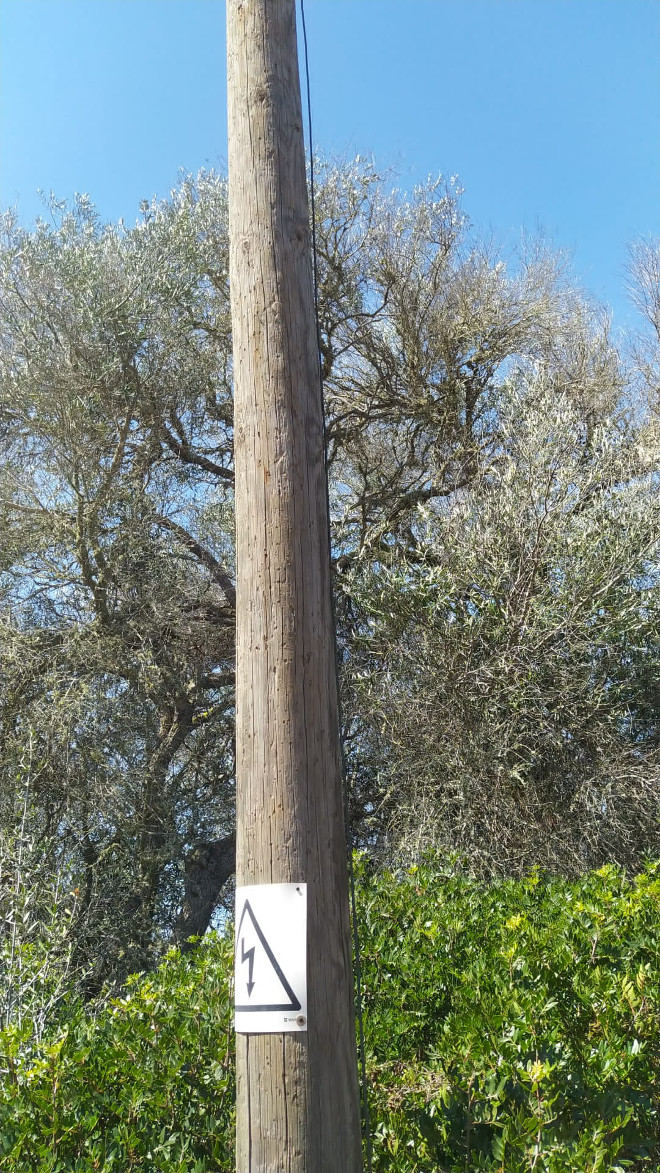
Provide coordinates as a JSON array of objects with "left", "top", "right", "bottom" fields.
[{"left": 227, "top": 1, "right": 363, "bottom": 1169}]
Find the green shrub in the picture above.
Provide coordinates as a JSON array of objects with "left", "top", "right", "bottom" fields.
[
  {"left": 360, "top": 859, "right": 660, "bottom": 1172},
  {"left": 1, "top": 862, "right": 658, "bottom": 1172},
  {"left": 0, "top": 937, "right": 234, "bottom": 1171}
]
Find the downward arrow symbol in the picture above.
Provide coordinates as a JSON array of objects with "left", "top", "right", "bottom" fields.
[{"left": 241, "top": 937, "right": 256, "bottom": 996}]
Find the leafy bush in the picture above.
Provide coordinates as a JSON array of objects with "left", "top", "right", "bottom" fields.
[
  {"left": 0, "top": 862, "right": 658, "bottom": 1171},
  {"left": 360, "top": 859, "right": 660, "bottom": 1172},
  {"left": 0, "top": 937, "right": 235, "bottom": 1171}
]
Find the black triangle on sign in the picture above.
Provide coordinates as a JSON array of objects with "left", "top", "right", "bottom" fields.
[{"left": 235, "top": 898, "right": 302, "bottom": 1012}]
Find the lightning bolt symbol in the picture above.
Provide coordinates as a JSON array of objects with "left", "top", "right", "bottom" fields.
[{"left": 241, "top": 937, "right": 256, "bottom": 996}]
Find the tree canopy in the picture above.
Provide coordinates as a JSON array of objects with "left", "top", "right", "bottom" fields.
[{"left": 1, "top": 164, "right": 659, "bottom": 995}]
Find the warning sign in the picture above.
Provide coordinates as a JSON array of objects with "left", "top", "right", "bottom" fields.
[{"left": 234, "top": 883, "right": 307, "bottom": 1033}]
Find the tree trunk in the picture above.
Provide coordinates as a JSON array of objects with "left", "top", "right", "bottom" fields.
[
  {"left": 175, "top": 832, "right": 236, "bottom": 949},
  {"left": 227, "top": 1, "right": 363, "bottom": 1170}
]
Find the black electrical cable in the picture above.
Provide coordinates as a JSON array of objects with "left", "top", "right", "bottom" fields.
[{"left": 299, "top": 3, "right": 373, "bottom": 1169}]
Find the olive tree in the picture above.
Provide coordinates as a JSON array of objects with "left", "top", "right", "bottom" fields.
[
  {"left": 313, "top": 163, "right": 660, "bottom": 870},
  {"left": 0, "top": 178, "right": 237, "bottom": 985},
  {"left": 1, "top": 165, "right": 658, "bottom": 1006},
  {"left": 340, "top": 322, "right": 660, "bottom": 873}
]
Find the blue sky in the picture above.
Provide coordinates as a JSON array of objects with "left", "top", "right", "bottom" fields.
[{"left": 1, "top": 0, "right": 658, "bottom": 327}]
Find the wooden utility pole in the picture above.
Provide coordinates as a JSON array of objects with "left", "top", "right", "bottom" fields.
[{"left": 227, "top": 1, "right": 363, "bottom": 1170}]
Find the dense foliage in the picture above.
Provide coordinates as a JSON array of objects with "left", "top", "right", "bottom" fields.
[
  {"left": 1, "top": 863, "right": 658, "bottom": 1172},
  {"left": 1, "top": 163, "right": 659, "bottom": 992},
  {"left": 0, "top": 936, "right": 235, "bottom": 1172},
  {"left": 361, "top": 859, "right": 660, "bottom": 1172}
]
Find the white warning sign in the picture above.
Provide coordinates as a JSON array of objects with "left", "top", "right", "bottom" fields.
[{"left": 234, "top": 883, "right": 307, "bottom": 1033}]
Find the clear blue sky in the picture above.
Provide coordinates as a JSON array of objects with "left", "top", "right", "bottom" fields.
[{"left": 1, "top": 0, "right": 658, "bottom": 327}]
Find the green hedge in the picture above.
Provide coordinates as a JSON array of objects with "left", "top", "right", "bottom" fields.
[
  {"left": 0, "top": 941, "right": 235, "bottom": 1172},
  {"left": 360, "top": 860, "right": 660, "bottom": 1171},
  {"left": 1, "top": 862, "right": 658, "bottom": 1171}
]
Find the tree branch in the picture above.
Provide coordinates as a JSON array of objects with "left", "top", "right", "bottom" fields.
[
  {"left": 156, "top": 516, "right": 236, "bottom": 609},
  {"left": 159, "top": 425, "right": 234, "bottom": 482}
]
